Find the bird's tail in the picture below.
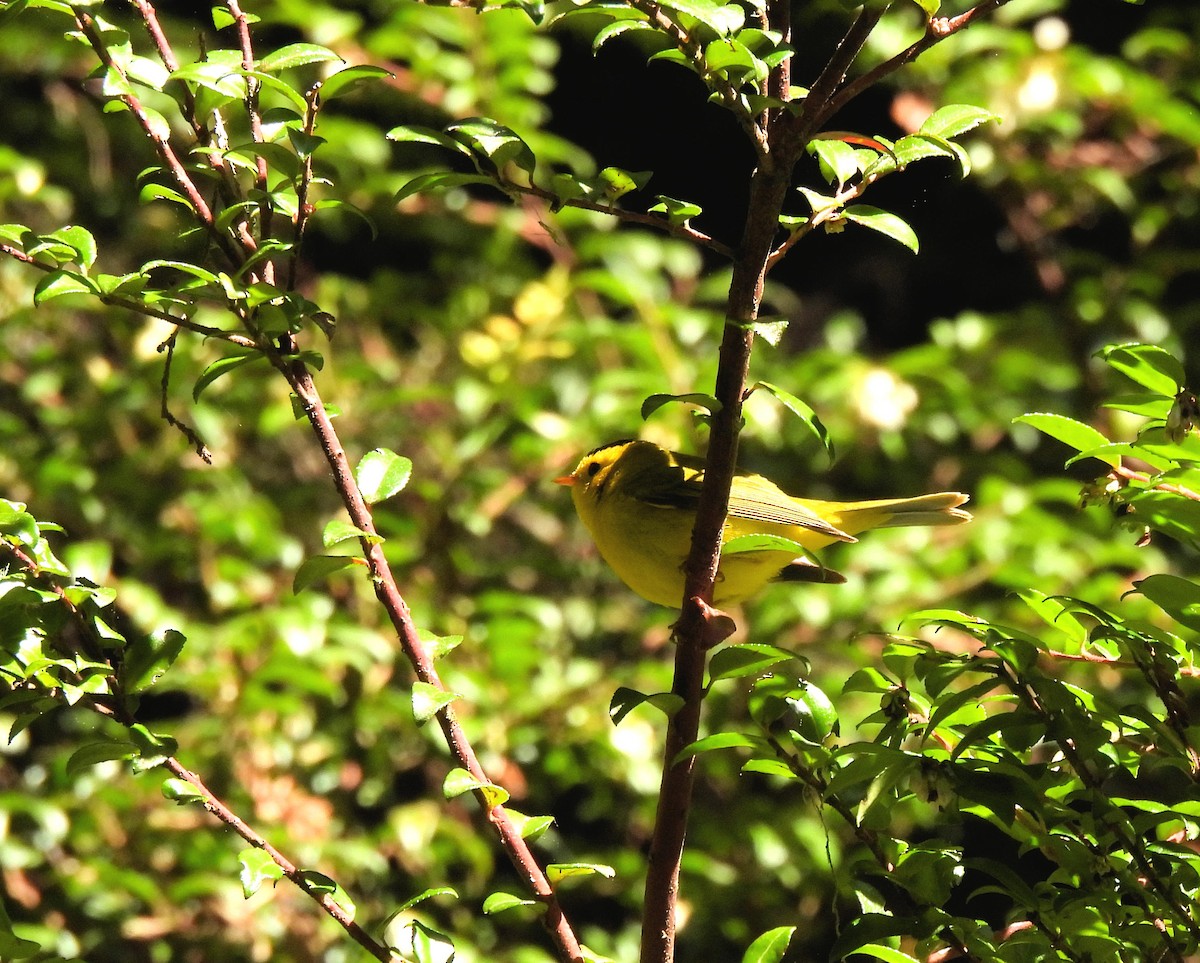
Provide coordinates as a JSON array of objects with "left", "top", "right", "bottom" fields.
[{"left": 810, "top": 492, "right": 972, "bottom": 537}]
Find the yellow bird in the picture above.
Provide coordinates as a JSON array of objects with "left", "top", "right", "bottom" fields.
[{"left": 556, "top": 439, "right": 971, "bottom": 608}]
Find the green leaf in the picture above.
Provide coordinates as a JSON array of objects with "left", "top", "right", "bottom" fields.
[
  {"left": 33, "top": 270, "right": 96, "bottom": 304},
  {"left": 287, "top": 128, "right": 325, "bottom": 160},
  {"left": 641, "top": 392, "right": 722, "bottom": 420},
  {"left": 505, "top": 810, "right": 554, "bottom": 841},
  {"left": 386, "top": 125, "right": 471, "bottom": 156},
  {"left": 238, "top": 848, "right": 284, "bottom": 897},
  {"left": 609, "top": 687, "right": 684, "bottom": 726},
  {"left": 709, "top": 643, "right": 798, "bottom": 682},
  {"left": 808, "top": 138, "right": 862, "bottom": 189},
  {"left": 192, "top": 351, "right": 265, "bottom": 401},
  {"left": 762, "top": 681, "right": 839, "bottom": 746},
  {"left": 918, "top": 104, "right": 999, "bottom": 141},
  {"left": 412, "top": 681, "right": 460, "bottom": 725},
  {"left": 298, "top": 871, "right": 355, "bottom": 916},
  {"left": 0, "top": 502, "right": 39, "bottom": 545},
  {"left": 1013, "top": 413, "right": 1117, "bottom": 467},
  {"left": 128, "top": 724, "right": 177, "bottom": 764},
  {"left": 396, "top": 887, "right": 458, "bottom": 912},
  {"left": 355, "top": 448, "right": 413, "bottom": 504},
  {"left": 746, "top": 316, "right": 788, "bottom": 347},
  {"left": 1134, "top": 575, "right": 1200, "bottom": 632},
  {"left": 318, "top": 64, "right": 391, "bottom": 100},
  {"left": 705, "top": 38, "right": 762, "bottom": 80},
  {"left": 742, "top": 925, "right": 796, "bottom": 963},
  {"left": 741, "top": 757, "right": 797, "bottom": 779},
  {"left": 142, "top": 259, "right": 221, "bottom": 283},
  {"left": 828, "top": 913, "right": 923, "bottom": 961},
  {"left": 120, "top": 628, "right": 186, "bottom": 693},
  {"left": 483, "top": 892, "right": 539, "bottom": 914},
  {"left": 0, "top": 896, "right": 42, "bottom": 959},
  {"left": 851, "top": 945, "right": 921, "bottom": 963},
  {"left": 597, "top": 166, "right": 652, "bottom": 200},
  {"left": 292, "top": 554, "right": 356, "bottom": 594},
  {"left": 442, "top": 767, "right": 509, "bottom": 808},
  {"left": 546, "top": 862, "right": 616, "bottom": 883},
  {"left": 447, "top": 117, "right": 536, "bottom": 176},
  {"left": 1016, "top": 590, "right": 1088, "bottom": 647},
  {"left": 161, "top": 777, "right": 207, "bottom": 804},
  {"left": 648, "top": 194, "right": 703, "bottom": 226},
  {"left": 419, "top": 631, "right": 464, "bottom": 660},
  {"left": 66, "top": 740, "right": 136, "bottom": 776},
  {"left": 395, "top": 171, "right": 495, "bottom": 203},
  {"left": 1099, "top": 343, "right": 1184, "bottom": 396},
  {"left": 905, "top": 0, "right": 939, "bottom": 13},
  {"left": 322, "top": 519, "right": 375, "bottom": 548},
  {"left": 751, "top": 382, "right": 834, "bottom": 459},
  {"left": 842, "top": 205, "right": 919, "bottom": 253},
  {"left": 45, "top": 225, "right": 97, "bottom": 267},
  {"left": 591, "top": 18, "right": 649, "bottom": 52},
  {"left": 673, "top": 731, "right": 765, "bottom": 765},
  {"left": 258, "top": 43, "right": 343, "bottom": 73}
]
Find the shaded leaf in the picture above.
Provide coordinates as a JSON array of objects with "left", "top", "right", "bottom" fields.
[{"left": 843, "top": 205, "right": 919, "bottom": 253}]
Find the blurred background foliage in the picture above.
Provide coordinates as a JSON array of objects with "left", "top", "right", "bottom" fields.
[{"left": 1, "top": 0, "right": 1199, "bottom": 960}]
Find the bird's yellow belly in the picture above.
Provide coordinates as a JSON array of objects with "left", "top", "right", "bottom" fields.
[{"left": 589, "top": 500, "right": 808, "bottom": 608}]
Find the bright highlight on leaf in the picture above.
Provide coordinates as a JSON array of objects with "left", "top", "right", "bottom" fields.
[
  {"left": 355, "top": 448, "right": 412, "bottom": 504},
  {"left": 238, "top": 848, "right": 284, "bottom": 898}
]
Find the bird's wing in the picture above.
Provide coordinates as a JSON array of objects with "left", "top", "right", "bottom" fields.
[
  {"left": 633, "top": 454, "right": 853, "bottom": 542},
  {"left": 725, "top": 475, "right": 854, "bottom": 541}
]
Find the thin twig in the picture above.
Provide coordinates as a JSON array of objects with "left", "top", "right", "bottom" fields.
[
  {"left": 497, "top": 181, "right": 734, "bottom": 258},
  {"left": 226, "top": 0, "right": 275, "bottom": 284},
  {"left": 158, "top": 332, "right": 213, "bottom": 463},
  {"left": 0, "top": 541, "right": 395, "bottom": 961},
  {"left": 1114, "top": 464, "right": 1200, "bottom": 502},
  {"left": 640, "top": 144, "right": 798, "bottom": 963},
  {"left": 287, "top": 85, "right": 321, "bottom": 292},
  {"left": 161, "top": 758, "right": 396, "bottom": 961},
  {"left": 766, "top": 174, "right": 875, "bottom": 269},
  {"left": 0, "top": 242, "right": 256, "bottom": 346},
  {"left": 129, "top": 0, "right": 202, "bottom": 142},
  {"left": 787, "top": 4, "right": 890, "bottom": 148}
]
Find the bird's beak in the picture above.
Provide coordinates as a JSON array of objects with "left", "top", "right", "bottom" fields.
[{"left": 553, "top": 474, "right": 575, "bottom": 486}]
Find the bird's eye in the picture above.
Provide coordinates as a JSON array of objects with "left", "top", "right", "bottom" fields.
[{"left": 586, "top": 461, "right": 601, "bottom": 477}]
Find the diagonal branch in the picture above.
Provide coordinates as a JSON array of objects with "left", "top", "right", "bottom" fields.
[
  {"left": 787, "top": 3, "right": 890, "bottom": 149},
  {"left": 510, "top": 182, "right": 734, "bottom": 258},
  {"left": 71, "top": 7, "right": 249, "bottom": 268},
  {"left": 283, "top": 361, "right": 585, "bottom": 962},
  {"left": 226, "top": 0, "right": 276, "bottom": 284},
  {"left": 0, "top": 541, "right": 396, "bottom": 962},
  {"left": 815, "top": 0, "right": 1017, "bottom": 129}
]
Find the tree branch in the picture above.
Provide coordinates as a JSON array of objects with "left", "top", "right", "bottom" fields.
[
  {"left": 71, "top": 7, "right": 249, "bottom": 268},
  {"left": 640, "top": 147, "right": 798, "bottom": 963},
  {"left": 815, "top": 0, "right": 1018, "bottom": 129},
  {"left": 283, "top": 362, "right": 585, "bottom": 962}
]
